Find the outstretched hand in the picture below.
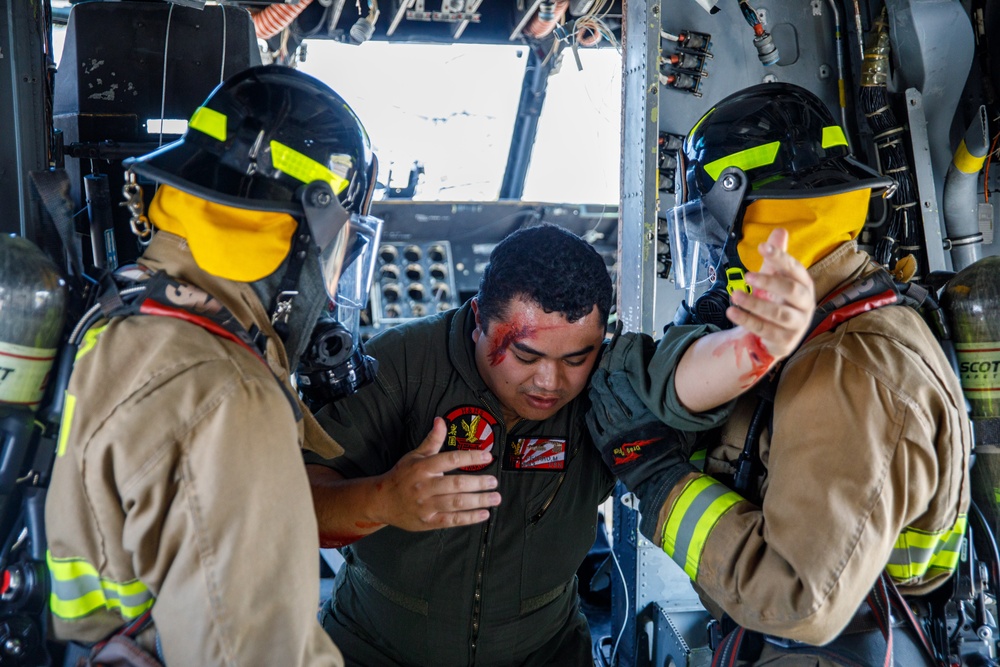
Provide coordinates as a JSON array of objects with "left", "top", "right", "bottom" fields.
[
  {"left": 725, "top": 227, "right": 815, "bottom": 362},
  {"left": 375, "top": 417, "right": 502, "bottom": 531}
]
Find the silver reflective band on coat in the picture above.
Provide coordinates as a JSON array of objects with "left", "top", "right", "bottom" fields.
[{"left": 667, "top": 198, "right": 730, "bottom": 290}]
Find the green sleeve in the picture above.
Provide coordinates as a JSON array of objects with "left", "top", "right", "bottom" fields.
[{"left": 626, "top": 324, "right": 735, "bottom": 431}]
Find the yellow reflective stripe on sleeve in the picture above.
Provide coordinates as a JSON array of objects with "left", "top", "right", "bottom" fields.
[
  {"left": 47, "top": 551, "right": 154, "bottom": 621},
  {"left": 953, "top": 139, "right": 987, "bottom": 175},
  {"left": 270, "top": 140, "right": 350, "bottom": 193},
  {"left": 821, "top": 125, "right": 849, "bottom": 149},
  {"left": 703, "top": 141, "right": 781, "bottom": 181},
  {"left": 56, "top": 392, "right": 76, "bottom": 457},
  {"left": 661, "top": 474, "right": 743, "bottom": 580},
  {"left": 886, "top": 514, "right": 967, "bottom": 583},
  {"left": 188, "top": 106, "right": 227, "bottom": 142},
  {"left": 59, "top": 324, "right": 107, "bottom": 458},
  {"left": 75, "top": 324, "right": 107, "bottom": 361}
]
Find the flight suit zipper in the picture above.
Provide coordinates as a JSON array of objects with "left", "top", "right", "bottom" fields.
[
  {"left": 529, "top": 473, "right": 566, "bottom": 524},
  {"left": 469, "top": 401, "right": 509, "bottom": 664}
]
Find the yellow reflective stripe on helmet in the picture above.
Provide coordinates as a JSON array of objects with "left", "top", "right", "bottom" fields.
[
  {"left": 821, "top": 125, "right": 849, "bottom": 149},
  {"left": 47, "top": 551, "right": 154, "bottom": 621},
  {"left": 188, "top": 106, "right": 227, "bottom": 142},
  {"left": 270, "top": 140, "right": 349, "bottom": 194},
  {"left": 953, "top": 139, "right": 987, "bottom": 175},
  {"left": 661, "top": 474, "right": 742, "bottom": 580},
  {"left": 885, "top": 514, "right": 967, "bottom": 583},
  {"left": 703, "top": 141, "right": 781, "bottom": 181}
]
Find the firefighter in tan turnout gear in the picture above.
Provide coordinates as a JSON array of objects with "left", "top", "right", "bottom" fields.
[
  {"left": 44, "top": 65, "right": 382, "bottom": 666},
  {"left": 587, "top": 83, "right": 971, "bottom": 666}
]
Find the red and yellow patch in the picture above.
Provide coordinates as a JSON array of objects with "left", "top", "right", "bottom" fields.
[{"left": 443, "top": 405, "right": 498, "bottom": 472}]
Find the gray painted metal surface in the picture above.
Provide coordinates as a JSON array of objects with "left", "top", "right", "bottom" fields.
[
  {"left": 906, "top": 87, "right": 949, "bottom": 273},
  {"left": 619, "top": 0, "right": 660, "bottom": 335}
]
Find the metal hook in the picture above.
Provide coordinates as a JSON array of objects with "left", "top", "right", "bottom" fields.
[{"left": 120, "top": 171, "right": 154, "bottom": 246}]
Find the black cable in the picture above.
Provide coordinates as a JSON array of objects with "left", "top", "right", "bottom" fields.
[{"left": 970, "top": 499, "right": 1000, "bottom": 601}]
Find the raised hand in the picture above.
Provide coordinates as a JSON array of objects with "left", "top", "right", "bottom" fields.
[
  {"left": 726, "top": 227, "right": 816, "bottom": 362},
  {"left": 375, "top": 417, "right": 502, "bottom": 531}
]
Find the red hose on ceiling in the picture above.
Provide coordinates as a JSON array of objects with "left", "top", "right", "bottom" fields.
[{"left": 252, "top": 0, "right": 314, "bottom": 40}]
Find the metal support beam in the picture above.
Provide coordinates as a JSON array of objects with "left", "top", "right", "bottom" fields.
[
  {"left": 499, "top": 45, "right": 554, "bottom": 200},
  {"left": 618, "top": 0, "right": 659, "bottom": 334},
  {"left": 1, "top": 0, "right": 52, "bottom": 240},
  {"left": 905, "top": 88, "right": 948, "bottom": 274},
  {"left": 612, "top": 0, "right": 662, "bottom": 664}
]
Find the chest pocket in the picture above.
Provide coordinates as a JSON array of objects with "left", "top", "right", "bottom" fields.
[{"left": 518, "top": 440, "right": 600, "bottom": 602}]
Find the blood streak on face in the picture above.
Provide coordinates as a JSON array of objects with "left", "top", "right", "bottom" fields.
[{"left": 487, "top": 318, "right": 535, "bottom": 367}]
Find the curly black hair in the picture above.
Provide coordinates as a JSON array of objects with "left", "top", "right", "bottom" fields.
[{"left": 476, "top": 224, "right": 613, "bottom": 332}]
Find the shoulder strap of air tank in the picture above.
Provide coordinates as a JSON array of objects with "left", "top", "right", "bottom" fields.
[
  {"left": 101, "top": 269, "right": 265, "bottom": 360},
  {"left": 803, "top": 265, "right": 906, "bottom": 345},
  {"left": 96, "top": 268, "right": 301, "bottom": 420}
]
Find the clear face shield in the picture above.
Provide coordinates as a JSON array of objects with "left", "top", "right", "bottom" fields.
[
  {"left": 667, "top": 198, "right": 732, "bottom": 291},
  {"left": 668, "top": 167, "right": 750, "bottom": 294},
  {"left": 326, "top": 213, "right": 382, "bottom": 343},
  {"left": 297, "top": 181, "right": 383, "bottom": 404}
]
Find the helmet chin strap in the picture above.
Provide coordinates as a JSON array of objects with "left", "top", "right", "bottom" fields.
[
  {"left": 702, "top": 167, "right": 752, "bottom": 294},
  {"left": 251, "top": 233, "right": 330, "bottom": 371},
  {"left": 264, "top": 181, "right": 351, "bottom": 341}
]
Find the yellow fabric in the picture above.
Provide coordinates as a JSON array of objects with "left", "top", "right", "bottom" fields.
[
  {"left": 737, "top": 188, "right": 870, "bottom": 272},
  {"left": 148, "top": 185, "right": 298, "bottom": 282}
]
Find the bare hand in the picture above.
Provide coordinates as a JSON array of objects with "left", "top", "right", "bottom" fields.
[
  {"left": 375, "top": 417, "right": 502, "bottom": 531},
  {"left": 726, "top": 227, "right": 815, "bottom": 362}
]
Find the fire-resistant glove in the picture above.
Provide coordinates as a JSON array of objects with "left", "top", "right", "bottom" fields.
[
  {"left": 598, "top": 326, "right": 657, "bottom": 376},
  {"left": 586, "top": 367, "right": 697, "bottom": 541}
]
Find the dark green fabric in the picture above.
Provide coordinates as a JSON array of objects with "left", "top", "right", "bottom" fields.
[
  {"left": 586, "top": 368, "right": 687, "bottom": 478},
  {"left": 601, "top": 325, "right": 736, "bottom": 432},
  {"left": 586, "top": 367, "right": 699, "bottom": 542},
  {"left": 312, "top": 301, "right": 614, "bottom": 667}
]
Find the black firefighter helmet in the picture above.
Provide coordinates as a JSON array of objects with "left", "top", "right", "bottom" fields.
[
  {"left": 683, "top": 82, "right": 890, "bottom": 201},
  {"left": 127, "top": 64, "right": 377, "bottom": 218}
]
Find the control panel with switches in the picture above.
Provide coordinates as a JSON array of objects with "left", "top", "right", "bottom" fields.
[{"left": 371, "top": 240, "right": 459, "bottom": 325}]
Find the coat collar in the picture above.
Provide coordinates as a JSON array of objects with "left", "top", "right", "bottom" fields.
[
  {"left": 138, "top": 231, "right": 293, "bottom": 385},
  {"left": 807, "top": 240, "right": 876, "bottom": 305}
]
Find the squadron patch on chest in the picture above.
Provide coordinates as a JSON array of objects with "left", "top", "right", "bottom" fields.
[
  {"left": 443, "top": 405, "right": 497, "bottom": 472},
  {"left": 503, "top": 437, "right": 567, "bottom": 471}
]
